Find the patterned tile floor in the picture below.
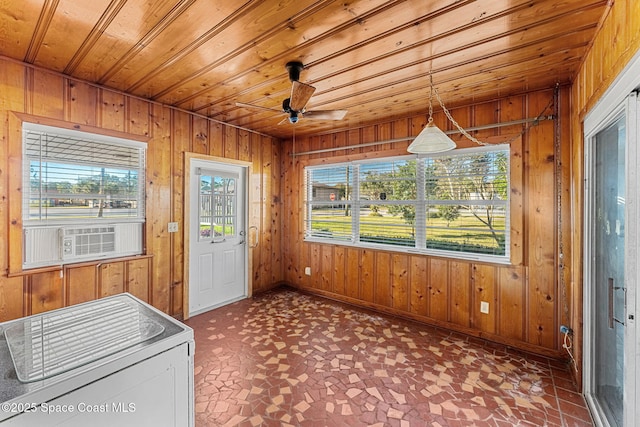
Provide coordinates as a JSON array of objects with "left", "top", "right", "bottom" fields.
[{"left": 185, "top": 288, "right": 593, "bottom": 427}]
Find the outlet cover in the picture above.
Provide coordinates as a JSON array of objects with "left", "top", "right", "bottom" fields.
[
  {"left": 168, "top": 222, "right": 179, "bottom": 233},
  {"left": 304, "top": 267, "right": 311, "bottom": 276},
  {"left": 480, "top": 301, "right": 490, "bottom": 314}
]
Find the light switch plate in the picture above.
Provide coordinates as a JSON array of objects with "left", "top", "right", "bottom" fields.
[
  {"left": 304, "top": 267, "right": 311, "bottom": 276},
  {"left": 480, "top": 301, "right": 490, "bottom": 314},
  {"left": 168, "top": 222, "right": 178, "bottom": 233}
]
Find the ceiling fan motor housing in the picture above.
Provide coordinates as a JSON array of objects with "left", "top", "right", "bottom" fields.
[
  {"left": 285, "top": 61, "right": 304, "bottom": 82},
  {"left": 282, "top": 98, "right": 299, "bottom": 123}
]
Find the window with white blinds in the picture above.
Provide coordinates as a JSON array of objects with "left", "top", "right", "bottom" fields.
[
  {"left": 305, "top": 145, "right": 510, "bottom": 262},
  {"left": 22, "top": 123, "right": 146, "bottom": 224},
  {"left": 305, "top": 165, "right": 353, "bottom": 241}
]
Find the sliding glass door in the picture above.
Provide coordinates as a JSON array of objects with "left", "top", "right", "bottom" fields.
[{"left": 584, "top": 92, "right": 638, "bottom": 427}]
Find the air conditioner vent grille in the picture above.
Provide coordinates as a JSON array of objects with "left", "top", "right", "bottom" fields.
[{"left": 74, "top": 232, "right": 116, "bottom": 255}]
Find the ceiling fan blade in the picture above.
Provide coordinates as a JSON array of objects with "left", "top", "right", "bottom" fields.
[
  {"left": 290, "top": 81, "right": 316, "bottom": 111},
  {"left": 235, "top": 102, "right": 283, "bottom": 114},
  {"left": 303, "top": 110, "right": 348, "bottom": 120}
]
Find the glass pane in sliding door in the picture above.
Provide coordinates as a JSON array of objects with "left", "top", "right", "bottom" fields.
[{"left": 593, "top": 115, "right": 625, "bottom": 427}]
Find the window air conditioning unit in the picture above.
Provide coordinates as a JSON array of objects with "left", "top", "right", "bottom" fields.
[{"left": 23, "top": 223, "right": 143, "bottom": 269}]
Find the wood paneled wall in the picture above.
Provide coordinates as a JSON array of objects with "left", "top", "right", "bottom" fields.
[
  {"left": 0, "top": 58, "right": 283, "bottom": 321},
  {"left": 569, "top": 0, "right": 640, "bottom": 388},
  {"left": 281, "top": 88, "right": 573, "bottom": 357}
]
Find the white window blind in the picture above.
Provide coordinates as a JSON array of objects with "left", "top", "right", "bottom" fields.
[
  {"left": 306, "top": 165, "right": 353, "bottom": 241},
  {"left": 358, "top": 158, "right": 418, "bottom": 247},
  {"left": 22, "top": 123, "right": 146, "bottom": 224},
  {"left": 423, "top": 148, "right": 509, "bottom": 256},
  {"left": 305, "top": 145, "right": 510, "bottom": 262}
]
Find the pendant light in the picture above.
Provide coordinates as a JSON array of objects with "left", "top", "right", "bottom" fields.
[{"left": 407, "top": 72, "right": 456, "bottom": 154}]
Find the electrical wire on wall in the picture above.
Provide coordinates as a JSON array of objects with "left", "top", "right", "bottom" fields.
[
  {"left": 562, "top": 326, "right": 578, "bottom": 371},
  {"left": 553, "top": 83, "right": 577, "bottom": 372}
]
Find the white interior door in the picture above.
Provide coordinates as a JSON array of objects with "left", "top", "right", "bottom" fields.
[
  {"left": 584, "top": 90, "right": 639, "bottom": 427},
  {"left": 188, "top": 159, "right": 247, "bottom": 316}
]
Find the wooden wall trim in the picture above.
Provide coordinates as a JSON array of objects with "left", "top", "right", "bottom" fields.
[
  {"left": 8, "top": 254, "right": 153, "bottom": 278},
  {"left": 7, "top": 112, "right": 23, "bottom": 276},
  {"left": 12, "top": 111, "right": 151, "bottom": 143}
]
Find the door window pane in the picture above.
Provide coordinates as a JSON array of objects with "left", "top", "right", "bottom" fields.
[{"left": 199, "top": 174, "right": 236, "bottom": 241}]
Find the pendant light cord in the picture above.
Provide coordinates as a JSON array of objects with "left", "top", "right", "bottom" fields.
[
  {"left": 431, "top": 73, "right": 488, "bottom": 146},
  {"left": 428, "top": 73, "right": 434, "bottom": 124},
  {"left": 429, "top": 70, "right": 555, "bottom": 146}
]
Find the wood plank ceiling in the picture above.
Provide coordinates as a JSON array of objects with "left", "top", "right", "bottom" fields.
[{"left": 0, "top": 0, "right": 607, "bottom": 139}]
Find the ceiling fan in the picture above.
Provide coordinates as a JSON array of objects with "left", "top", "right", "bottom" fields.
[{"left": 236, "top": 61, "right": 347, "bottom": 124}]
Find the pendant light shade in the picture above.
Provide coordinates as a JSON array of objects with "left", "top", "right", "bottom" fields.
[{"left": 407, "top": 117, "right": 456, "bottom": 153}]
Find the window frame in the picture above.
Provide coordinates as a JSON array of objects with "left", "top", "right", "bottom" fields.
[
  {"left": 19, "top": 121, "right": 147, "bottom": 269},
  {"left": 304, "top": 144, "right": 511, "bottom": 264}
]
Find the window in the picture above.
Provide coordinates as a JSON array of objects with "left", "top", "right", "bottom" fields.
[
  {"left": 305, "top": 145, "right": 510, "bottom": 262},
  {"left": 23, "top": 123, "right": 145, "bottom": 223},
  {"left": 359, "top": 158, "right": 418, "bottom": 247},
  {"left": 22, "top": 122, "right": 146, "bottom": 268},
  {"left": 305, "top": 165, "right": 353, "bottom": 242},
  {"left": 197, "top": 171, "right": 237, "bottom": 241}
]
